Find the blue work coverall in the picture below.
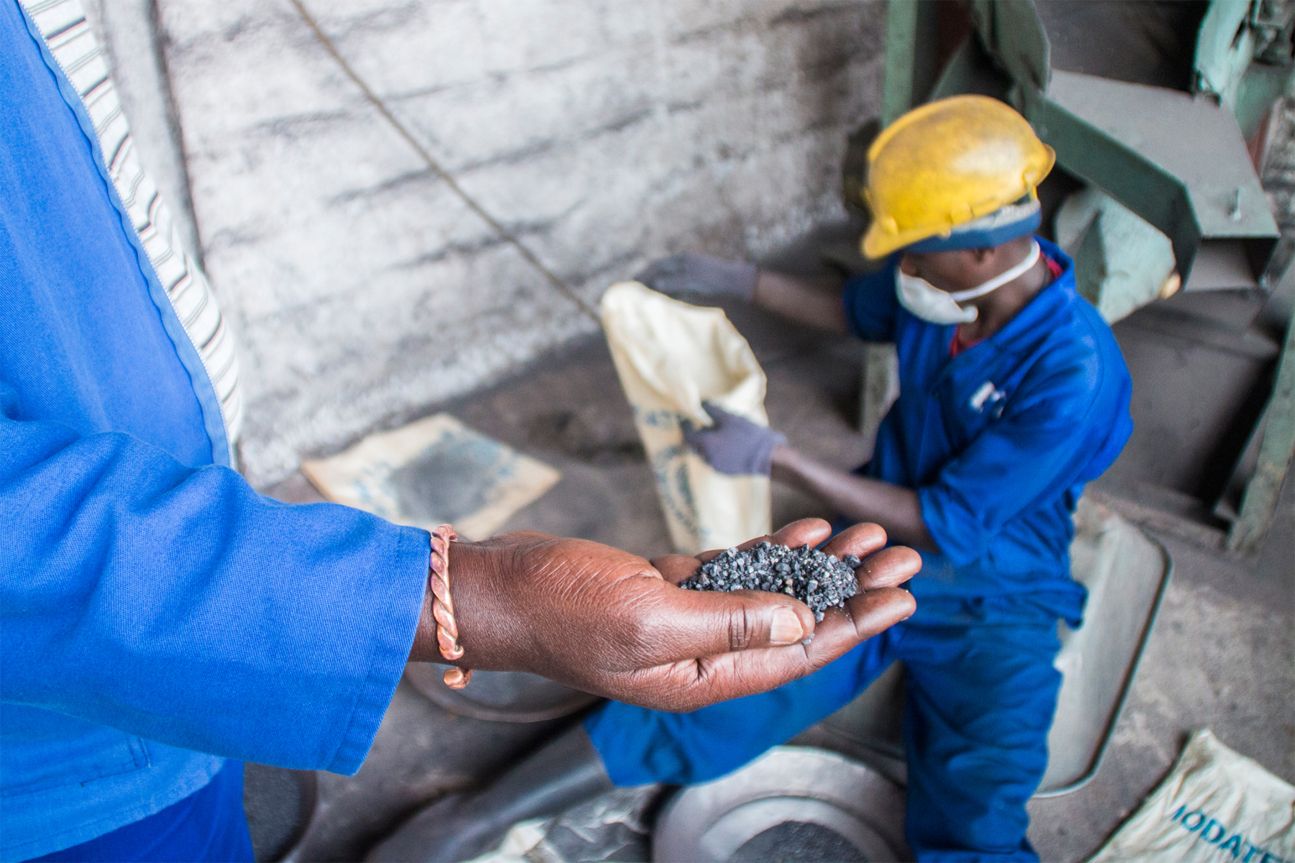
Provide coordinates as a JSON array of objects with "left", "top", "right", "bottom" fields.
[
  {"left": 586, "top": 240, "right": 1134, "bottom": 860},
  {"left": 0, "top": 4, "right": 431, "bottom": 858}
]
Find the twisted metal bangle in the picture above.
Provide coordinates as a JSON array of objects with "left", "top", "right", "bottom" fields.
[{"left": 430, "top": 524, "right": 471, "bottom": 689}]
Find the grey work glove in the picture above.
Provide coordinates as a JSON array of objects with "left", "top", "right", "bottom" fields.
[
  {"left": 682, "top": 402, "right": 786, "bottom": 476},
  {"left": 636, "top": 253, "right": 759, "bottom": 302}
]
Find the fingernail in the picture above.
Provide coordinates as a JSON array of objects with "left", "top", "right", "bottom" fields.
[{"left": 771, "top": 608, "right": 806, "bottom": 645}]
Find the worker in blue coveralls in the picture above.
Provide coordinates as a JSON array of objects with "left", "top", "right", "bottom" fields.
[
  {"left": 382, "top": 95, "right": 1134, "bottom": 863},
  {"left": 0, "top": 3, "right": 921, "bottom": 861}
]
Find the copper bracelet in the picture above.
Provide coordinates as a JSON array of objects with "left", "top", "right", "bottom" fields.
[{"left": 429, "top": 524, "right": 471, "bottom": 689}]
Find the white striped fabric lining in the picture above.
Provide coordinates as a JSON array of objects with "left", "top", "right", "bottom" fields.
[{"left": 21, "top": 0, "right": 244, "bottom": 451}]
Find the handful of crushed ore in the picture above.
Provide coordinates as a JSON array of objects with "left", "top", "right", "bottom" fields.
[{"left": 681, "top": 541, "right": 861, "bottom": 621}]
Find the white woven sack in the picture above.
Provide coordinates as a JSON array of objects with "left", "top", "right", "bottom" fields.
[
  {"left": 601, "top": 282, "right": 772, "bottom": 554},
  {"left": 1090, "top": 729, "right": 1293, "bottom": 862}
]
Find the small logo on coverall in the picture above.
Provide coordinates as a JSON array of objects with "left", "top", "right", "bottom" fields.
[{"left": 970, "top": 381, "right": 1007, "bottom": 416}]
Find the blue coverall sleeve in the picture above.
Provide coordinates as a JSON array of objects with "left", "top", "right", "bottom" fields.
[
  {"left": 0, "top": 383, "right": 431, "bottom": 775},
  {"left": 841, "top": 263, "right": 900, "bottom": 342},
  {"left": 916, "top": 369, "right": 1106, "bottom": 567}
]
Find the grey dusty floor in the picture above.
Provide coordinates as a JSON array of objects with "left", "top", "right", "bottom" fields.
[{"left": 259, "top": 260, "right": 1295, "bottom": 862}]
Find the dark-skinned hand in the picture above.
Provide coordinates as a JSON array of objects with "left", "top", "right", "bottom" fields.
[{"left": 410, "top": 519, "right": 919, "bottom": 712}]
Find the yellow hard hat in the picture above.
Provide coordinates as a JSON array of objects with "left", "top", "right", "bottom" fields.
[{"left": 860, "top": 95, "right": 1055, "bottom": 259}]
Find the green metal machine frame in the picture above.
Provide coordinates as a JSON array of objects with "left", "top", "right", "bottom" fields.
[{"left": 860, "top": 0, "right": 1294, "bottom": 553}]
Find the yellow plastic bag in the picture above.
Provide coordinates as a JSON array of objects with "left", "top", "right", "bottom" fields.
[{"left": 600, "top": 282, "right": 772, "bottom": 554}]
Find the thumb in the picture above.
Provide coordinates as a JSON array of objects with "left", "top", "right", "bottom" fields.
[
  {"left": 679, "top": 418, "right": 711, "bottom": 453},
  {"left": 648, "top": 587, "right": 816, "bottom": 662},
  {"left": 702, "top": 402, "right": 758, "bottom": 431},
  {"left": 700, "top": 400, "right": 728, "bottom": 424}
]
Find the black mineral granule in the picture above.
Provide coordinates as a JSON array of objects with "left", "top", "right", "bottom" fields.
[
  {"left": 729, "top": 821, "right": 867, "bottom": 863},
  {"left": 681, "top": 541, "right": 861, "bottom": 621}
]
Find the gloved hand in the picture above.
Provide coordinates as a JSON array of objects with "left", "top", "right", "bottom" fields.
[
  {"left": 411, "top": 518, "right": 919, "bottom": 712},
  {"left": 682, "top": 401, "right": 785, "bottom": 475},
  {"left": 635, "top": 252, "right": 759, "bottom": 302}
]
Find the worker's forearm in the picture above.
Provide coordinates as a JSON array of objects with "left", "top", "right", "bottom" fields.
[
  {"left": 771, "top": 444, "right": 935, "bottom": 551},
  {"left": 0, "top": 395, "right": 428, "bottom": 774},
  {"left": 752, "top": 270, "right": 849, "bottom": 334}
]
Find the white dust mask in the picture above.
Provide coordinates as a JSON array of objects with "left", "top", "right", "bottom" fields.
[{"left": 895, "top": 241, "right": 1042, "bottom": 325}]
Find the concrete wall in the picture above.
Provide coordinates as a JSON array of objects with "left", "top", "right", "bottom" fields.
[{"left": 107, "top": 0, "right": 885, "bottom": 485}]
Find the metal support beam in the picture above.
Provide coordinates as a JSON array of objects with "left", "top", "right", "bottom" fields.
[
  {"left": 881, "top": 0, "right": 943, "bottom": 125},
  {"left": 1228, "top": 307, "right": 1295, "bottom": 553},
  {"left": 966, "top": 0, "right": 1051, "bottom": 92}
]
